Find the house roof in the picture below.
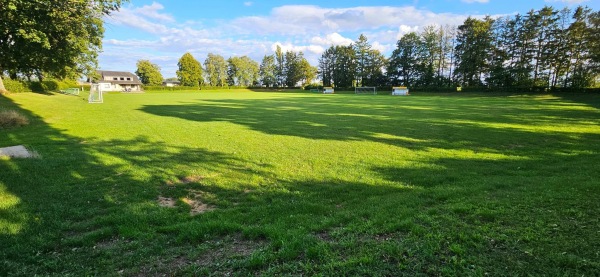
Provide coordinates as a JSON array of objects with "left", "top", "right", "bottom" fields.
[
  {"left": 99, "top": 80, "right": 143, "bottom": 85},
  {"left": 97, "top": 70, "right": 143, "bottom": 85}
]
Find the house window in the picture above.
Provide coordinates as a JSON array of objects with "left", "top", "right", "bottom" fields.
[
  {"left": 120, "top": 77, "right": 124, "bottom": 80},
  {"left": 113, "top": 77, "right": 118, "bottom": 80},
  {"left": 126, "top": 78, "right": 131, "bottom": 81}
]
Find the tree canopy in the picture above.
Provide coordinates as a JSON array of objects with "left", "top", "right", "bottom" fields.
[
  {"left": 176, "top": 53, "right": 203, "bottom": 87},
  {"left": 135, "top": 60, "right": 163, "bottom": 86},
  {"left": 0, "top": 0, "right": 127, "bottom": 91},
  {"left": 204, "top": 53, "right": 228, "bottom": 87}
]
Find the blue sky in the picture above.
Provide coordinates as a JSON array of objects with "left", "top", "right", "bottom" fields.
[{"left": 100, "top": 0, "right": 598, "bottom": 78}]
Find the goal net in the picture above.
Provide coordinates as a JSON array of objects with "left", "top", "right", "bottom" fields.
[
  {"left": 355, "top": 86, "right": 377, "bottom": 94},
  {"left": 88, "top": 84, "right": 103, "bottom": 103}
]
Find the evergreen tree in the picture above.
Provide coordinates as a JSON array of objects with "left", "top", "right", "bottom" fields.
[
  {"left": 334, "top": 45, "right": 357, "bottom": 88},
  {"left": 318, "top": 47, "right": 336, "bottom": 87},
  {"left": 454, "top": 16, "right": 495, "bottom": 86},
  {"left": 388, "top": 32, "right": 424, "bottom": 86},
  {"left": 259, "top": 55, "right": 277, "bottom": 87},
  {"left": 354, "top": 34, "right": 372, "bottom": 86},
  {"left": 275, "top": 45, "right": 285, "bottom": 87}
]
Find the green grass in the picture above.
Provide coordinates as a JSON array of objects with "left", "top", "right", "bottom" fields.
[{"left": 1, "top": 89, "right": 599, "bottom": 275}]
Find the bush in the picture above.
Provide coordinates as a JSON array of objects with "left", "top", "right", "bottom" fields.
[
  {"left": 0, "top": 110, "right": 29, "bottom": 128},
  {"left": 2, "top": 78, "right": 29, "bottom": 93},
  {"left": 26, "top": 79, "right": 80, "bottom": 92},
  {"left": 28, "top": 82, "right": 45, "bottom": 92}
]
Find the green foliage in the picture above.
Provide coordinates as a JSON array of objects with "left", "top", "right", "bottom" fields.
[
  {"left": 454, "top": 16, "right": 495, "bottom": 87},
  {"left": 227, "top": 56, "right": 259, "bottom": 87},
  {"left": 143, "top": 85, "right": 199, "bottom": 91},
  {"left": 176, "top": 53, "right": 203, "bottom": 87},
  {"left": 259, "top": 55, "right": 277, "bottom": 87},
  {"left": 319, "top": 45, "right": 356, "bottom": 87},
  {"left": 0, "top": 0, "right": 126, "bottom": 80},
  {"left": 204, "top": 53, "right": 228, "bottom": 87},
  {"left": 135, "top": 60, "right": 164, "bottom": 86},
  {"left": 1, "top": 78, "right": 28, "bottom": 93}
]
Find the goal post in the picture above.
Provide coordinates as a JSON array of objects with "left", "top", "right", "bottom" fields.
[
  {"left": 88, "top": 84, "right": 103, "bottom": 103},
  {"left": 355, "top": 86, "right": 377, "bottom": 95}
]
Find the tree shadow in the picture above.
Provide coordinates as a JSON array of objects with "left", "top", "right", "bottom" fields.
[
  {"left": 139, "top": 94, "right": 599, "bottom": 157},
  {"left": 2, "top": 93, "right": 599, "bottom": 275}
]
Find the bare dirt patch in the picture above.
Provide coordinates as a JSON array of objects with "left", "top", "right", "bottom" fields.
[
  {"left": 195, "top": 235, "right": 266, "bottom": 267},
  {"left": 182, "top": 197, "right": 215, "bottom": 216},
  {"left": 166, "top": 175, "right": 204, "bottom": 186},
  {"left": 157, "top": 196, "right": 176, "bottom": 208},
  {"left": 157, "top": 193, "right": 215, "bottom": 215}
]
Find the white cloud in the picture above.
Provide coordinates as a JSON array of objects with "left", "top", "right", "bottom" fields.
[
  {"left": 134, "top": 2, "right": 175, "bottom": 22},
  {"left": 232, "top": 5, "right": 469, "bottom": 35},
  {"left": 461, "top": 0, "right": 490, "bottom": 3},
  {"left": 100, "top": 3, "right": 501, "bottom": 77},
  {"left": 310, "top": 33, "right": 354, "bottom": 46},
  {"left": 244, "top": 2, "right": 253, "bottom": 7}
]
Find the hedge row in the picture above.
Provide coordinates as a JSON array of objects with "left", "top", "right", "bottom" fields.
[
  {"left": 142, "top": 85, "right": 266, "bottom": 91},
  {"left": 305, "top": 85, "right": 600, "bottom": 93},
  {"left": 1, "top": 78, "right": 80, "bottom": 93}
]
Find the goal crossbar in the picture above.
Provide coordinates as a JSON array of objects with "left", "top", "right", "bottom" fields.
[{"left": 355, "top": 86, "right": 377, "bottom": 94}]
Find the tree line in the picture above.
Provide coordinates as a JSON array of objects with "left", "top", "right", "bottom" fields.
[
  {"left": 136, "top": 46, "right": 318, "bottom": 88},
  {"left": 2, "top": 2, "right": 598, "bottom": 92},
  {"left": 321, "top": 5, "right": 600, "bottom": 91}
]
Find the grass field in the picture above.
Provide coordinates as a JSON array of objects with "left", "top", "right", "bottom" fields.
[{"left": 1, "top": 89, "right": 599, "bottom": 275}]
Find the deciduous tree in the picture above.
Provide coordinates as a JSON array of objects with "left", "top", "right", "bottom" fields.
[
  {"left": 135, "top": 60, "right": 163, "bottom": 86},
  {"left": 204, "top": 53, "right": 228, "bottom": 87},
  {"left": 0, "top": 0, "right": 127, "bottom": 91},
  {"left": 176, "top": 53, "right": 203, "bottom": 87}
]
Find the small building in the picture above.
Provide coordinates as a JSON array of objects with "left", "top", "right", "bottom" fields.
[
  {"left": 392, "top": 86, "right": 409, "bottom": 95},
  {"left": 96, "top": 70, "right": 143, "bottom": 92},
  {"left": 323, "top": 87, "right": 334, "bottom": 94},
  {"left": 163, "top": 80, "right": 181, "bottom": 87}
]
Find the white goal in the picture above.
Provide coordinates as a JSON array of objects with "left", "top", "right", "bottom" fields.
[
  {"left": 355, "top": 86, "right": 377, "bottom": 94},
  {"left": 88, "top": 84, "right": 103, "bottom": 103}
]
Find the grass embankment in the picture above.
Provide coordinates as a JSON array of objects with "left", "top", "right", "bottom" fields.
[{"left": 1, "top": 90, "right": 599, "bottom": 275}]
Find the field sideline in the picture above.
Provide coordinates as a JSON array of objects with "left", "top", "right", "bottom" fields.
[{"left": 1, "top": 90, "right": 599, "bottom": 275}]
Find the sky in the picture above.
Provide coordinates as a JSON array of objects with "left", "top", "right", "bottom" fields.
[{"left": 99, "top": 0, "right": 598, "bottom": 78}]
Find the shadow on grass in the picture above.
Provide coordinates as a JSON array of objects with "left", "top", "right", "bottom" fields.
[
  {"left": 139, "top": 94, "right": 599, "bottom": 156},
  {"left": 1, "top": 93, "right": 599, "bottom": 275}
]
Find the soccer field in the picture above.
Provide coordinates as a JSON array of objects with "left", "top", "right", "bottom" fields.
[{"left": 1, "top": 90, "right": 599, "bottom": 275}]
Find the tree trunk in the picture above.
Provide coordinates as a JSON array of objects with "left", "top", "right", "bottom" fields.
[{"left": 0, "top": 76, "right": 6, "bottom": 93}]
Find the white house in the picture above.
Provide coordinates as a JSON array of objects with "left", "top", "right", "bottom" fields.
[
  {"left": 163, "top": 80, "right": 181, "bottom": 87},
  {"left": 96, "top": 70, "right": 143, "bottom": 92}
]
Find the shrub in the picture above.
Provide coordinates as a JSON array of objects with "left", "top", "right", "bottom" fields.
[
  {"left": 26, "top": 79, "right": 79, "bottom": 92},
  {"left": 28, "top": 82, "right": 45, "bottom": 92},
  {"left": 0, "top": 110, "right": 29, "bottom": 128},
  {"left": 2, "top": 78, "right": 29, "bottom": 93}
]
